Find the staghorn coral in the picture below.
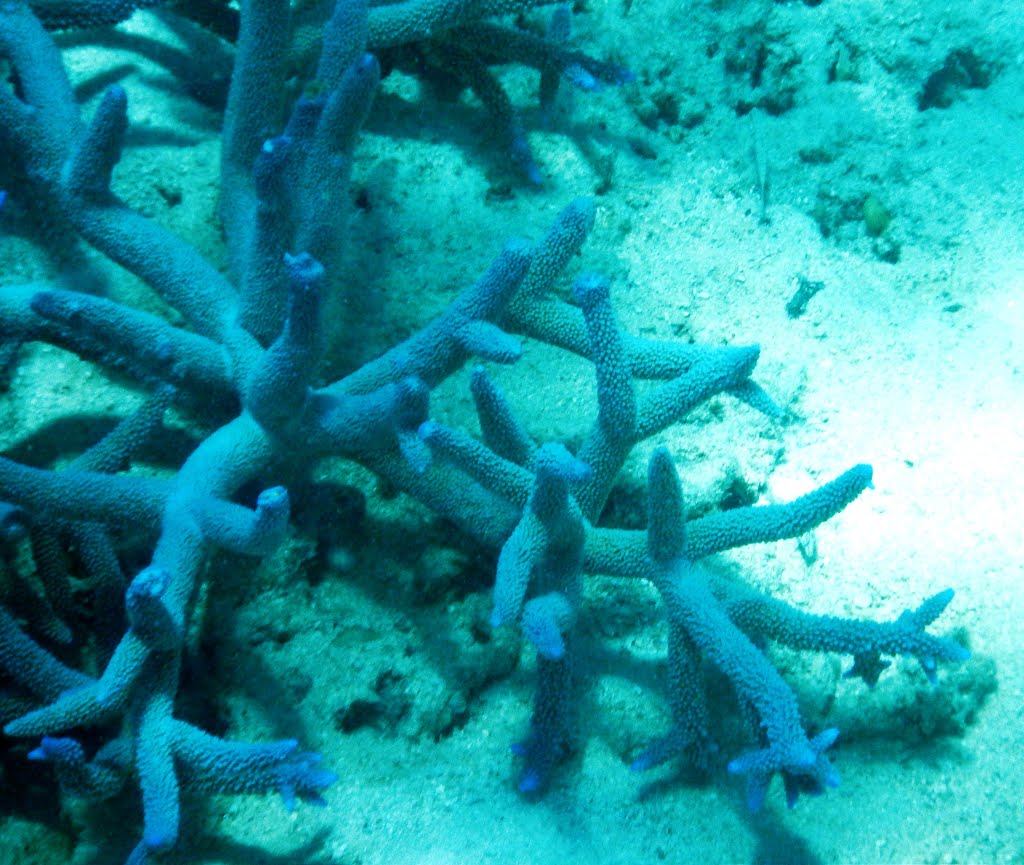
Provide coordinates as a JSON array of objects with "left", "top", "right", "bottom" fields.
[
  {"left": 293, "top": 0, "right": 636, "bottom": 181},
  {"left": 0, "top": 0, "right": 970, "bottom": 863}
]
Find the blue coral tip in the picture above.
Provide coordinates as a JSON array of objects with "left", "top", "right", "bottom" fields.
[
  {"left": 630, "top": 753, "right": 653, "bottom": 773},
  {"left": 816, "top": 727, "right": 840, "bottom": 750},
  {"left": 518, "top": 768, "right": 542, "bottom": 793},
  {"left": 142, "top": 828, "right": 176, "bottom": 854},
  {"left": 27, "top": 736, "right": 80, "bottom": 762},
  {"left": 417, "top": 420, "right": 439, "bottom": 441},
  {"left": 571, "top": 272, "right": 610, "bottom": 306}
]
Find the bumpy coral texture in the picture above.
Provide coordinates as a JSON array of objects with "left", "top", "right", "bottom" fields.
[{"left": 0, "top": 1, "right": 967, "bottom": 863}]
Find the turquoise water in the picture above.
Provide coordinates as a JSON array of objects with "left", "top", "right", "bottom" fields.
[{"left": 1, "top": 1, "right": 1021, "bottom": 863}]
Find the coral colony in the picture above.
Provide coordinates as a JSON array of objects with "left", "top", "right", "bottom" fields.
[{"left": 1, "top": 1, "right": 967, "bottom": 863}]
